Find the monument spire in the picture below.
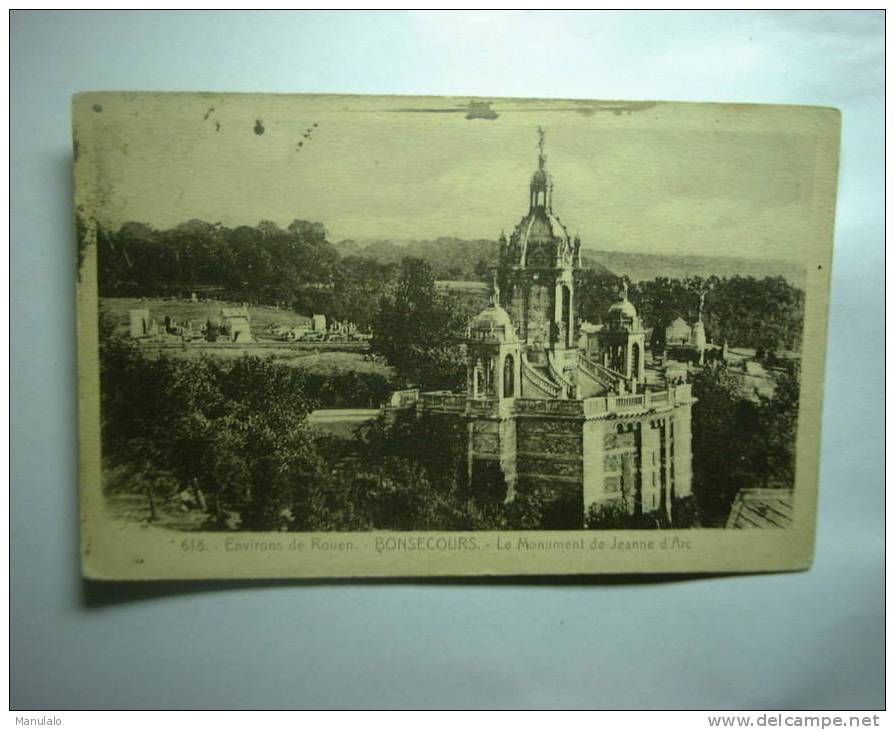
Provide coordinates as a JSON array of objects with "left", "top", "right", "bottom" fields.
[{"left": 530, "top": 126, "right": 552, "bottom": 211}]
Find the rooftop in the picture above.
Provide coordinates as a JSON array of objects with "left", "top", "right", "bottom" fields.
[{"left": 726, "top": 488, "right": 794, "bottom": 529}]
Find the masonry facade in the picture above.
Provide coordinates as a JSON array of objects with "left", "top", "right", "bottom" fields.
[{"left": 418, "top": 130, "right": 695, "bottom": 528}]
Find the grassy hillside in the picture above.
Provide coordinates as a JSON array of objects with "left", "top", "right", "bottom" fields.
[
  {"left": 100, "top": 297, "right": 313, "bottom": 339},
  {"left": 100, "top": 298, "right": 394, "bottom": 381}
]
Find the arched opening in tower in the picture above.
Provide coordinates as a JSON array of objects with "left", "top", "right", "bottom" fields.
[
  {"left": 503, "top": 354, "right": 515, "bottom": 398},
  {"left": 561, "top": 285, "right": 571, "bottom": 348}
]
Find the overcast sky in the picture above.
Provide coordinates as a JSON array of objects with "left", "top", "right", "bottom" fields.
[{"left": 75, "top": 92, "right": 839, "bottom": 264}]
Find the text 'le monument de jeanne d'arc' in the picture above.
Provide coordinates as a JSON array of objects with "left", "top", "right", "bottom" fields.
[{"left": 393, "top": 128, "right": 697, "bottom": 529}]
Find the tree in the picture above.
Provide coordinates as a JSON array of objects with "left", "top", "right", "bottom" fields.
[
  {"left": 689, "top": 362, "right": 764, "bottom": 525},
  {"left": 575, "top": 269, "right": 621, "bottom": 324},
  {"left": 213, "top": 356, "right": 320, "bottom": 530},
  {"left": 585, "top": 500, "right": 634, "bottom": 529},
  {"left": 757, "top": 369, "right": 800, "bottom": 488},
  {"left": 371, "top": 257, "right": 466, "bottom": 391},
  {"left": 99, "top": 221, "right": 159, "bottom": 295},
  {"left": 473, "top": 258, "right": 491, "bottom": 281},
  {"left": 224, "top": 225, "right": 273, "bottom": 295},
  {"left": 632, "top": 276, "right": 694, "bottom": 333},
  {"left": 99, "top": 338, "right": 325, "bottom": 530},
  {"left": 329, "top": 256, "right": 397, "bottom": 329}
]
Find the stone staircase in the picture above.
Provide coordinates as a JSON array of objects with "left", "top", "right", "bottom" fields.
[
  {"left": 521, "top": 354, "right": 561, "bottom": 399},
  {"left": 547, "top": 351, "right": 577, "bottom": 396},
  {"left": 578, "top": 354, "right": 625, "bottom": 392}
]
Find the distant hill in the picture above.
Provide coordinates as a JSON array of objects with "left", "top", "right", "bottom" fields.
[
  {"left": 586, "top": 249, "right": 805, "bottom": 288},
  {"left": 335, "top": 238, "right": 801, "bottom": 287},
  {"left": 337, "top": 237, "right": 617, "bottom": 280},
  {"left": 579, "top": 254, "right": 617, "bottom": 278}
]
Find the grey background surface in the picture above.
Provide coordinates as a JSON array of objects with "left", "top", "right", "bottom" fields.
[{"left": 10, "top": 10, "right": 884, "bottom": 710}]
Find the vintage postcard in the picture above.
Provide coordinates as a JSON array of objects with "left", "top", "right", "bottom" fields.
[{"left": 74, "top": 93, "right": 840, "bottom": 579}]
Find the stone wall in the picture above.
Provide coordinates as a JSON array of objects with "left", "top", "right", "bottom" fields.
[
  {"left": 468, "top": 415, "right": 518, "bottom": 497},
  {"left": 513, "top": 414, "right": 583, "bottom": 527},
  {"left": 461, "top": 392, "right": 694, "bottom": 526},
  {"left": 641, "top": 420, "right": 663, "bottom": 514},
  {"left": 672, "top": 405, "right": 693, "bottom": 499}
]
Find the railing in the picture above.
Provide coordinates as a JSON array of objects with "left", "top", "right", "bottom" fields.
[
  {"left": 583, "top": 398, "right": 608, "bottom": 417},
  {"left": 467, "top": 398, "right": 499, "bottom": 416},
  {"left": 594, "top": 359, "right": 627, "bottom": 383},
  {"left": 577, "top": 355, "right": 617, "bottom": 390},
  {"left": 582, "top": 394, "right": 644, "bottom": 416},
  {"left": 521, "top": 354, "right": 561, "bottom": 398},
  {"left": 578, "top": 354, "right": 627, "bottom": 390},
  {"left": 547, "top": 351, "right": 576, "bottom": 392},
  {"left": 385, "top": 389, "right": 420, "bottom": 408},
  {"left": 467, "top": 324, "right": 509, "bottom": 342},
  {"left": 419, "top": 392, "right": 467, "bottom": 412},
  {"left": 582, "top": 384, "right": 692, "bottom": 418},
  {"left": 522, "top": 368, "right": 560, "bottom": 399}
]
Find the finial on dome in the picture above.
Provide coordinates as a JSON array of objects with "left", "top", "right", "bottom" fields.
[
  {"left": 620, "top": 278, "right": 629, "bottom": 300},
  {"left": 529, "top": 127, "right": 552, "bottom": 211},
  {"left": 491, "top": 270, "right": 501, "bottom": 307}
]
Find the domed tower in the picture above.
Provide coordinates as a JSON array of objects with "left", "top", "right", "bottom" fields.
[
  {"left": 498, "top": 128, "right": 581, "bottom": 396},
  {"left": 466, "top": 278, "right": 521, "bottom": 401},
  {"left": 598, "top": 280, "right": 646, "bottom": 385},
  {"left": 465, "top": 279, "right": 522, "bottom": 500}
]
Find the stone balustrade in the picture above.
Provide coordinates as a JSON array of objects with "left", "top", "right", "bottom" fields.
[
  {"left": 419, "top": 392, "right": 468, "bottom": 413},
  {"left": 411, "top": 383, "right": 693, "bottom": 420},
  {"left": 467, "top": 398, "right": 499, "bottom": 416},
  {"left": 385, "top": 388, "right": 420, "bottom": 408},
  {"left": 582, "top": 383, "right": 693, "bottom": 419}
]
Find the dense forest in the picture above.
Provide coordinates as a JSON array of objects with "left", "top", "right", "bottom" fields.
[
  {"left": 100, "top": 250, "right": 798, "bottom": 530},
  {"left": 576, "top": 271, "right": 804, "bottom": 353},
  {"left": 100, "top": 338, "right": 799, "bottom": 531},
  {"left": 96, "top": 218, "right": 396, "bottom": 330},
  {"left": 335, "top": 237, "right": 499, "bottom": 280},
  {"left": 94, "top": 215, "right": 803, "bottom": 530},
  {"left": 101, "top": 336, "right": 523, "bottom": 531},
  {"left": 96, "top": 217, "right": 804, "bottom": 352}
]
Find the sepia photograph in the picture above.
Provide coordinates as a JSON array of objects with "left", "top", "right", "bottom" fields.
[
  {"left": 13, "top": 9, "right": 882, "bottom": 715},
  {"left": 74, "top": 92, "right": 839, "bottom": 578}
]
